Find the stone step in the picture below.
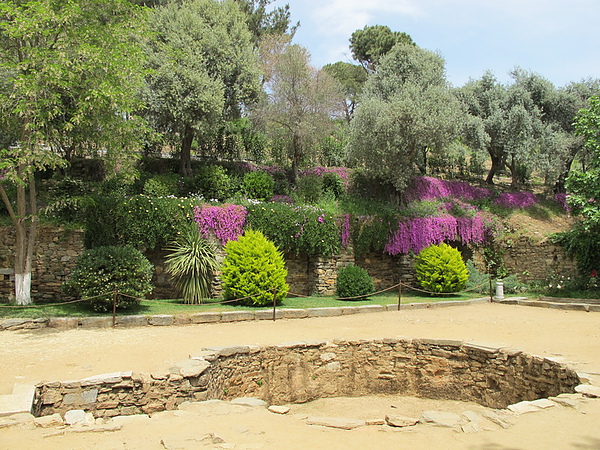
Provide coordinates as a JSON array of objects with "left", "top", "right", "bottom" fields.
[{"left": 0, "top": 384, "right": 35, "bottom": 417}]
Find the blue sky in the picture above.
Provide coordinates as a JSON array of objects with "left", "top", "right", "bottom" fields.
[{"left": 271, "top": 0, "right": 600, "bottom": 87}]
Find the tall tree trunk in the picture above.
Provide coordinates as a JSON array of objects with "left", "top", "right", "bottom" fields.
[
  {"left": 291, "top": 132, "right": 301, "bottom": 184},
  {"left": 485, "top": 152, "right": 504, "bottom": 185},
  {"left": 179, "top": 125, "right": 194, "bottom": 177}
]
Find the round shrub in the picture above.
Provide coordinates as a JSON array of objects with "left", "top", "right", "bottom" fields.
[
  {"left": 221, "top": 230, "right": 289, "bottom": 306},
  {"left": 322, "top": 172, "right": 344, "bottom": 199},
  {"left": 415, "top": 243, "right": 468, "bottom": 294},
  {"left": 335, "top": 264, "right": 374, "bottom": 299},
  {"left": 193, "top": 165, "right": 231, "bottom": 201},
  {"left": 65, "top": 245, "right": 154, "bottom": 312},
  {"left": 243, "top": 171, "right": 274, "bottom": 201}
]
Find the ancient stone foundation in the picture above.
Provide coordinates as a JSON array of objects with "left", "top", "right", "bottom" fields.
[{"left": 33, "top": 338, "right": 580, "bottom": 418}]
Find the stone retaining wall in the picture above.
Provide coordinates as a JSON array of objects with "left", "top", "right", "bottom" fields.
[{"left": 33, "top": 338, "right": 581, "bottom": 418}]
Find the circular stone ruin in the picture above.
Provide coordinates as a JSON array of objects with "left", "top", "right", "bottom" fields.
[{"left": 33, "top": 337, "right": 580, "bottom": 418}]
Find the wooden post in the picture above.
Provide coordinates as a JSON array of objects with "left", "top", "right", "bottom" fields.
[
  {"left": 272, "top": 288, "right": 278, "bottom": 321},
  {"left": 397, "top": 282, "right": 402, "bottom": 311},
  {"left": 112, "top": 290, "right": 117, "bottom": 327}
]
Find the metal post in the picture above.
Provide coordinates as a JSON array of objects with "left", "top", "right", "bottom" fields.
[
  {"left": 112, "top": 290, "right": 117, "bottom": 327},
  {"left": 272, "top": 288, "right": 278, "bottom": 321},
  {"left": 397, "top": 282, "right": 402, "bottom": 311}
]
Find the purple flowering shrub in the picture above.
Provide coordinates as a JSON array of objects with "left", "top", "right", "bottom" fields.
[
  {"left": 384, "top": 213, "right": 491, "bottom": 255},
  {"left": 553, "top": 193, "right": 571, "bottom": 212},
  {"left": 194, "top": 203, "right": 247, "bottom": 245},
  {"left": 493, "top": 191, "right": 538, "bottom": 209},
  {"left": 405, "top": 177, "right": 492, "bottom": 203}
]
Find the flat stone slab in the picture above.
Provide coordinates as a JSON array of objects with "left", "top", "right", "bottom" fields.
[
  {"left": 48, "top": 317, "right": 79, "bottom": 329},
  {"left": 306, "top": 307, "right": 342, "bottom": 317},
  {"left": 575, "top": 384, "right": 600, "bottom": 398},
  {"left": 34, "top": 413, "right": 64, "bottom": 428},
  {"left": 385, "top": 415, "right": 419, "bottom": 427},
  {"left": 279, "top": 309, "right": 308, "bottom": 319},
  {"left": 229, "top": 397, "right": 267, "bottom": 408},
  {"left": 530, "top": 398, "right": 555, "bottom": 409},
  {"left": 220, "top": 311, "right": 255, "bottom": 322},
  {"left": 268, "top": 405, "right": 290, "bottom": 415},
  {"left": 115, "top": 315, "right": 148, "bottom": 327},
  {"left": 0, "top": 384, "right": 35, "bottom": 417},
  {"left": 507, "top": 401, "right": 541, "bottom": 415},
  {"left": 189, "top": 312, "right": 221, "bottom": 323},
  {"left": 148, "top": 315, "right": 174, "bottom": 326},
  {"left": 419, "top": 411, "right": 462, "bottom": 427},
  {"left": 80, "top": 317, "right": 112, "bottom": 328},
  {"left": 306, "top": 416, "right": 366, "bottom": 430},
  {"left": 169, "top": 359, "right": 210, "bottom": 378}
]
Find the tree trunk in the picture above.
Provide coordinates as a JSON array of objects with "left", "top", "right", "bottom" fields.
[
  {"left": 485, "top": 152, "right": 504, "bottom": 185},
  {"left": 291, "top": 132, "right": 301, "bottom": 184},
  {"left": 179, "top": 125, "right": 194, "bottom": 177}
]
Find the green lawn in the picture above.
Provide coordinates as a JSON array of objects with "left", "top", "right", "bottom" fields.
[{"left": 0, "top": 291, "right": 486, "bottom": 319}]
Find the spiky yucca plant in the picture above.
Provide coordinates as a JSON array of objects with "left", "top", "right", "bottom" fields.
[{"left": 165, "top": 225, "right": 219, "bottom": 304}]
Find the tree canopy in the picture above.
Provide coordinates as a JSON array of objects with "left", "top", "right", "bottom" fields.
[
  {"left": 143, "top": 0, "right": 261, "bottom": 176},
  {"left": 349, "top": 25, "right": 415, "bottom": 73},
  {"left": 347, "top": 43, "right": 463, "bottom": 193}
]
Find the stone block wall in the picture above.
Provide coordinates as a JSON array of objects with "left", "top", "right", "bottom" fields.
[
  {"left": 0, "top": 226, "right": 581, "bottom": 302},
  {"left": 33, "top": 338, "right": 580, "bottom": 418}
]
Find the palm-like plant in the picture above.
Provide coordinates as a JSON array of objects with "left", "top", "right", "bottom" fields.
[{"left": 165, "top": 224, "right": 219, "bottom": 304}]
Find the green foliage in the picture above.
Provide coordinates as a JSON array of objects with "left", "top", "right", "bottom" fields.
[
  {"left": 351, "top": 215, "right": 395, "bottom": 257},
  {"left": 335, "top": 264, "right": 374, "bottom": 299},
  {"left": 245, "top": 203, "right": 340, "bottom": 257},
  {"left": 465, "top": 259, "right": 490, "bottom": 294},
  {"left": 165, "top": 225, "right": 219, "bottom": 304},
  {"left": 84, "top": 195, "right": 197, "bottom": 249},
  {"left": 349, "top": 25, "right": 414, "bottom": 72},
  {"left": 221, "top": 230, "right": 289, "bottom": 306},
  {"left": 143, "top": 174, "right": 179, "bottom": 197},
  {"left": 553, "top": 226, "right": 600, "bottom": 274},
  {"left": 322, "top": 172, "right": 344, "bottom": 199},
  {"left": 294, "top": 175, "right": 323, "bottom": 203},
  {"left": 193, "top": 165, "right": 231, "bottom": 201},
  {"left": 243, "top": 171, "right": 274, "bottom": 200},
  {"left": 415, "top": 243, "right": 468, "bottom": 294},
  {"left": 347, "top": 43, "right": 463, "bottom": 192},
  {"left": 65, "top": 245, "right": 154, "bottom": 312}
]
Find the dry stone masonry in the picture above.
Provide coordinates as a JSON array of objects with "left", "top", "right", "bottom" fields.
[{"left": 33, "top": 338, "right": 580, "bottom": 418}]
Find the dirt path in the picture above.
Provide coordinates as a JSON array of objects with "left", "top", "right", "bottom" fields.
[{"left": 1, "top": 302, "right": 599, "bottom": 449}]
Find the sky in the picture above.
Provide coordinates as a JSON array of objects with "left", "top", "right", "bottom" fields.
[{"left": 271, "top": 0, "right": 600, "bottom": 87}]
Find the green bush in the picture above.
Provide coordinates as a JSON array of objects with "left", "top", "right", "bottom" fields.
[
  {"left": 84, "top": 195, "right": 198, "bottom": 249},
  {"left": 65, "top": 245, "right": 154, "bottom": 312},
  {"left": 322, "top": 172, "right": 344, "bottom": 199},
  {"left": 465, "top": 259, "right": 490, "bottom": 294},
  {"left": 193, "top": 165, "right": 231, "bottom": 201},
  {"left": 294, "top": 175, "right": 323, "bottom": 203},
  {"left": 336, "top": 264, "right": 374, "bottom": 299},
  {"left": 143, "top": 174, "right": 179, "bottom": 197},
  {"left": 243, "top": 171, "right": 274, "bottom": 201},
  {"left": 221, "top": 230, "right": 289, "bottom": 306},
  {"left": 415, "top": 243, "right": 468, "bottom": 294},
  {"left": 245, "top": 203, "right": 340, "bottom": 257}
]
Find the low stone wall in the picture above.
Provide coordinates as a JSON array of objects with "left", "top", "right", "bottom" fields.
[{"left": 33, "top": 337, "right": 580, "bottom": 418}]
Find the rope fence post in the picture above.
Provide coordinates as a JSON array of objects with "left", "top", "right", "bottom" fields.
[
  {"left": 397, "top": 282, "right": 402, "bottom": 311},
  {"left": 272, "top": 288, "right": 278, "bottom": 321},
  {"left": 112, "top": 290, "right": 117, "bottom": 327}
]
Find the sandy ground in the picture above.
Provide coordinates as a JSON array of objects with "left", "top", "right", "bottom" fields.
[{"left": 1, "top": 302, "right": 600, "bottom": 449}]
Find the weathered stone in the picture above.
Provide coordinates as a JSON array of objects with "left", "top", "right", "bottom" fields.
[
  {"left": 189, "top": 312, "right": 221, "bottom": 323},
  {"left": 63, "top": 389, "right": 98, "bottom": 405},
  {"left": 279, "top": 308, "right": 308, "bottom": 319},
  {"left": 230, "top": 397, "right": 267, "bottom": 408},
  {"left": 306, "top": 307, "right": 342, "bottom": 317},
  {"left": 79, "top": 317, "right": 112, "bottom": 328},
  {"left": 48, "top": 317, "right": 79, "bottom": 329},
  {"left": 507, "top": 401, "right": 541, "bottom": 415},
  {"left": 220, "top": 311, "right": 255, "bottom": 322},
  {"left": 419, "top": 411, "right": 462, "bottom": 428},
  {"left": 268, "top": 405, "right": 290, "bottom": 415},
  {"left": 530, "top": 398, "right": 555, "bottom": 409},
  {"left": 33, "top": 413, "right": 65, "bottom": 428},
  {"left": 80, "top": 372, "right": 125, "bottom": 386},
  {"left": 64, "top": 409, "right": 87, "bottom": 425},
  {"left": 575, "top": 384, "right": 600, "bottom": 398},
  {"left": 461, "top": 422, "right": 481, "bottom": 433},
  {"left": 115, "top": 315, "right": 147, "bottom": 327},
  {"left": 148, "top": 315, "right": 174, "bottom": 326},
  {"left": 169, "top": 359, "right": 210, "bottom": 378},
  {"left": 0, "top": 413, "right": 34, "bottom": 429},
  {"left": 306, "top": 416, "right": 366, "bottom": 430},
  {"left": 549, "top": 396, "right": 579, "bottom": 408},
  {"left": 385, "top": 415, "right": 419, "bottom": 427}
]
